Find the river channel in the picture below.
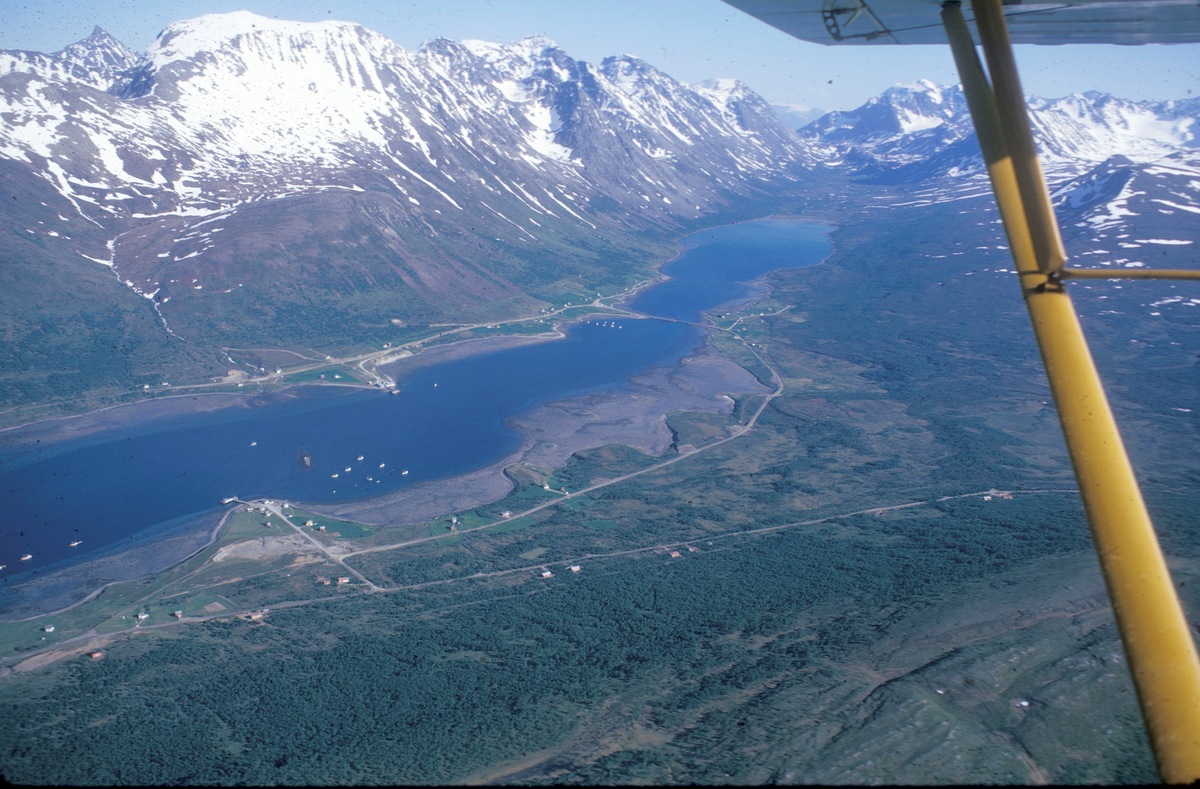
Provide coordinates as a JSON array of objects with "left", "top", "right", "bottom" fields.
[{"left": 0, "top": 219, "right": 831, "bottom": 584}]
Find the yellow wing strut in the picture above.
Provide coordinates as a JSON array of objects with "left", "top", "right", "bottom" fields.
[{"left": 941, "top": 1, "right": 1200, "bottom": 781}]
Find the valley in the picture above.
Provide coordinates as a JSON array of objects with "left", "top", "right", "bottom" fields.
[{"left": 1, "top": 10, "right": 1198, "bottom": 786}]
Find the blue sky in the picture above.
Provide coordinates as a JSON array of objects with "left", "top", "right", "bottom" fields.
[{"left": 3, "top": 0, "right": 1198, "bottom": 110}]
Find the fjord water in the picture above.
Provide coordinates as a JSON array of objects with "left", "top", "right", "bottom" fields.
[{"left": 0, "top": 220, "right": 830, "bottom": 579}]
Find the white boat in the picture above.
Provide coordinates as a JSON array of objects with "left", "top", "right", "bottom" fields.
[
  {"left": 366, "top": 476, "right": 373, "bottom": 481},
  {"left": 331, "top": 474, "right": 339, "bottom": 479},
  {"left": 250, "top": 441, "right": 257, "bottom": 446},
  {"left": 344, "top": 467, "right": 351, "bottom": 472},
  {"left": 357, "top": 455, "right": 364, "bottom": 461},
  {"left": 69, "top": 541, "right": 81, "bottom": 547},
  {"left": 0, "top": 565, "right": 6, "bottom": 571},
  {"left": 20, "top": 554, "right": 32, "bottom": 561},
  {"left": 402, "top": 470, "right": 409, "bottom": 476},
  {"left": 221, "top": 497, "right": 237, "bottom": 504},
  {"left": 379, "top": 463, "right": 385, "bottom": 468}
]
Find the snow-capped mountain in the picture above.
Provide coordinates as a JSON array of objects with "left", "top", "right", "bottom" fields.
[
  {"left": 802, "top": 80, "right": 1200, "bottom": 181},
  {"left": 1, "top": 11, "right": 809, "bottom": 352},
  {"left": 1053, "top": 151, "right": 1199, "bottom": 271},
  {"left": 3, "top": 13, "right": 1197, "bottom": 407},
  {"left": 800, "top": 80, "right": 973, "bottom": 171},
  {"left": 0, "top": 26, "right": 138, "bottom": 92},
  {"left": 3, "top": 12, "right": 807, "bottom": 227},
  {"left": 771, "top": 102, "right": 826, "bottom": 131}
]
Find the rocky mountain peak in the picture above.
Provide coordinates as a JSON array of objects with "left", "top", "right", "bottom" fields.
[
  {"left": 803, "top": 83, "right": 1198, "bottom": 181},
  {"left": 1, "top": 24, "right": 139, "bottom": 91}
]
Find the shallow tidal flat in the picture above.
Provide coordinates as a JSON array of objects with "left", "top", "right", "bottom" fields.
[
  {"left": 321, "top": 339, "right": 768, "bottom": 526},
  {"left": 0, "top": 219, "right": 830, "bottom": 616}
]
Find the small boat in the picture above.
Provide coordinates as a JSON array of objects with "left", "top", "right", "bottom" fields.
[
  {"left": 366, "top": 476, "right": 373, "bottom": 481},
  {"left": 433, "top": 383, "right": 438, "bottom": 387},
  {"left": 0, "top": 565, "right": 5, "bottom": 571},
  {"left": 331, "top": 474, "right": 339, "bottom": 479},
  {"left": 20, "top": 554, "right": 32, "bottom": 561},
  {"left": 379, "top": 463, "right": 385, "bottom": 468},
  {"left": 250, "top": 441, "right": 257, "bottom": 446},
  {"left": 357, "top": 455, "right": 364, "bottom": 461},
  {"left": 401, "top": 470, "right": 409, "bottom": 476},
  {"left": 221, "top": 497, "right": 237, "bottom": 504},
  {"left": 69, "top": 541, "right": 82, "bottom": 547},
  {"left": 344, "top": 467, "right": 351, "bottom": 472}
]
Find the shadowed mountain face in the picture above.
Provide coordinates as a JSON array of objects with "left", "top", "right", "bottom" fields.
[
  {"left": 2, "top": 14, "right": 1198, "bottom": 412},
  {"left": 0, "top": 11, "right": 810, "bottom": 402}
]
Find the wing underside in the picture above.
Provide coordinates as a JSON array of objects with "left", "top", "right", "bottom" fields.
[{"left": 723, "top": 0, "right": 1200, "bottom": 45}]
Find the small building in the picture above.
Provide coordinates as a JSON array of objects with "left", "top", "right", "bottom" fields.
[
  {"left": 136, "top": 613, "right": 149, "bottom": 621},
  {"left": 42, "top": 625, "right": 55, "bottom": 633},
  {"left": 542, "top": 484, "right": 551, "bottom": 491},
  {"left": 501, "top": 511, "right": 513, "bottom": 519},
  {"left": 305, "top": 520, "right": 317, "bottom": 527},
  {"left": 317, "top": 576, "right": 331, "bottom": 586},
  {"left": 319, "top": 525, "right": 327, "bottom": 533},
  {"left": 337, "top": 576, "right": 351, "bottom": 585},
  {"left": 89, "top": 651, "right": 103, "bottom": 659},
  {"left": 688, "top": 546, "right": 698, "bottom": 553},
  {"left": 569, "top": 565, "right": 581, "bottom": 573},
  {"left": 173, "top": 610, "right": 183, "bottom": 619},
  {"left": 669, "top": 550, "right": 681, "bottom": 558},
  {"left": 249, "top": 612, "right": 264, "bottom": 621},
  {"left": 541, "top": 570, "right": 554, "bottom": 579}
]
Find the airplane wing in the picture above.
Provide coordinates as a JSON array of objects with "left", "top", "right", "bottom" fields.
[
  {"left": 722, "top": 0, "right": 1200, "bottom": 783},
  {"left": 723, "top": 0, "right": 1200, "bottom": 45}
]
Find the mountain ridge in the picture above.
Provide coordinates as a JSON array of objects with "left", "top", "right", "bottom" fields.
[{"left": 1, "top": 14, "right": 1198, "bottom": 416}]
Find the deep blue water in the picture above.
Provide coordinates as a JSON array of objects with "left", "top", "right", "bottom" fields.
[
  {"left": 629, "top": 220, "right": 833, "bottom": 322},
  {"left": 0, "top": 220, "right": 831, "bottom": 579}
]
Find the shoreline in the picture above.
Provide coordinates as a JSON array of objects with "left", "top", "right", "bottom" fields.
[
  {"left": 0, "top": 508, "right": 234, "bottom": 623},
  {"left": 0, "top": 215, "right": 835, "bottom": 617},
  {"left": 315, "top": 336, "right": 769, "bottom": 527},
  {"left": 0, "top": 212, "right": 830, "bottom": 442}
]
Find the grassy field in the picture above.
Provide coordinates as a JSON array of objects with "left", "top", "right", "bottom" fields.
[{"left": 281, "top": 366, "right": 361, "bottom": 384}]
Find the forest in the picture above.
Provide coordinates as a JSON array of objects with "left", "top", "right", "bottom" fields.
[{"left": 1, "top": 181, "right": 1196, "bottom": 784}]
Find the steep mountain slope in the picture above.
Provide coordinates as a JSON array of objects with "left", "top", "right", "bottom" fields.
[
  {"left": 0, "top": 12, "right": 811, "bottom": 409},
  {"left": 2, "top": 13, "right": 1197, "bottom": 417},
  {"left": 802, "top": 80, "right": 1199, "bottom": 181},
  {"left": 1053, "top": 151, "right": 1200, "bottom": 281},
  {"left": 0, "top": 26, "right": 138, "bottom": 92}
]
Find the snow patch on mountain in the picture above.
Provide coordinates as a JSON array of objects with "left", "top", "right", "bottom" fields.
[
  {"left": 0, "top": 11, "right": 811, "bottom": 249},
  {"left": 804, "top": 81, "right": 1200, "bottom": 182},
  {"left": 0, "top": 26, "right": 138, "bottom": 91}
]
